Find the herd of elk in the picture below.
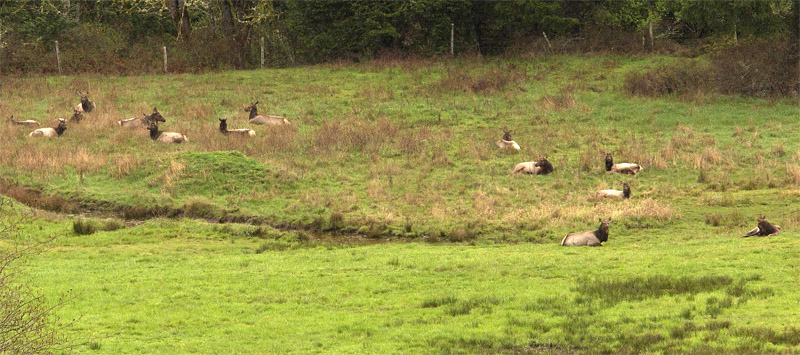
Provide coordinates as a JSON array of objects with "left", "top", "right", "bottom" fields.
[{"left": 8, "top": 92, "right": 784, "bottom": 247}]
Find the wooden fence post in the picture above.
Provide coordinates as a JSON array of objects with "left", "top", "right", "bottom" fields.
[
  {"left": 450, "top": 23, "right": 454, "bottom": 56},
  {"left": 260, "top": 37, "right": 265, "bottom": 69},
  {"left": 55, "top": 41, "right": 63, "bottom": 74},
  {"left": 163, "top": 46, "right": 167, "bottom": 74},
  {"left": 649, "top": 21, "right": 654, "bottom": 50}
]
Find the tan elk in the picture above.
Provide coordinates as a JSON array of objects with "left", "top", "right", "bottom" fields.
[
  {"left": 496, "top": 127, "right": 521, "bottom": 151},
  {"left": 219, "top": 118, "right": 255, "bottom": 136},
  {"left": 7, "top": 115, "right": 39, "bottom": 127},
  {"left": 146, "top": 121, "right": 187, "bottom": 143},
  {"left": 596, "top": 182, "right": 631, "bottom": 199},
  {"left": 561, "top": 218, "right": 611, "bottom": 247},
  {"left": 741, "top": 216, "right": 781, "bottom": 237},
  {"left": 74, "top": 91, "right": 96, "bottom": 113},
  {"left": 604, "top": 152, "right": 642, "bottom": 175},
  {"left": 512, "top": 155, "right": 554, "bottom": 175},
  {"left": 119, "top": 108, "right": 166, "bottom": 129},
  {"left": 29, "top": 118, "right": 67, "bottom": 137},
  {"left": 244, "top": 101, "right": 290, "bottom": 126}
]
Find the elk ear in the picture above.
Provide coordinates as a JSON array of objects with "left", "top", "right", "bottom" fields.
[
  {"left": 255, "top": 101, "right": 259, "bottom": 105},
  {"left": 153, "top": 107, "right": 158, "bottom": 112},
  {"left": 598, "top": 218, "right": 602, "bottom": 223},
  {"left": 219, "top": 118, "right": 223, "bottom": 121}
]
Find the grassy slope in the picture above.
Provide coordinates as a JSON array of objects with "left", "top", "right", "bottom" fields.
[
  {"left": 9, "top": 208, "right": 799, "bottom": 354},
  {"left": 2, "top": 55, "right": 798, "bottom": 240},
  {"left": 1, "top": 54, "right": 799, "bottom": 353}
]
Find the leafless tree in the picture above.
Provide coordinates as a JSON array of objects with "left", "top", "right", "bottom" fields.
[{"left": 0, "top": 198, "right": 69, "bottom": 354}]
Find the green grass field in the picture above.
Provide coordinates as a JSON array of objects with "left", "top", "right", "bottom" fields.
[{"left": 1, "top": 54, "right": 799, "bottom": 353}]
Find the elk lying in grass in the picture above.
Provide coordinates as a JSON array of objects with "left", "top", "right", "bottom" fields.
[
  {"left": 29, "top": 118, "right": 67, "bottom": 137},
  {"left": 244, "top": 101, "right": 290, "bottom": 125},
  {"left": 7, "top": 115, "right": 39, "bottom": 127},
  {"left": 596, "top": 182, "right": 631, "bottom": 199},
  {"left": 604, "top": 152, "right": 642, "bottom": 175},
  {"left": 219, "top": 118, "right": 255, "bottom": 136},
  {"left": 741, "top": 216, "right": 781, "bottom": 237},
  {"left": 146, "top": 122, "right": 187, "bottom": 143},
  {"left": 119, "top": 108, "right": 166, "bottom": 129},
  {"left": 512, "top": 155, "right": 553, "bottom": 175},
  {"left": 562, "top": 218, "right": 611, "bottom": 247},
  {"left": 68, "top": 109, "right": 83, "bottom": 123},
  {"left": 74, "top": 91, "right": 96, "bottom": 113},
  {"left": 496, "top": 128, "right": 521, "bottom": 151}
]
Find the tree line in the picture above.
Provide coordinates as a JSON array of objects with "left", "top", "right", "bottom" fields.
[{"left": 0, "top": 0, "right": 797, "bottom": 73}]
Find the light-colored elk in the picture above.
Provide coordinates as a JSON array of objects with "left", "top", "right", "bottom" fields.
[
  {"left": 596, "top": 182, "right": 631, "bottom": 199},
  {"left": 244, "top": 101, "right": 290, "bottom": 125},
  {"left": 74, "top": 91, "right": 96, "bottom": 113},
  {"left": 496, "top": 128, "right": 521, "bottom": 151},
  {"left": 29, "top": 118, "right": 67, "bottom": 137},
  {"left": 219, "top": 118, "right": 255, "bottom": 136},
  {"left": 119, "top": 108, "right": 166, "bottom": 129},
  {"left": 561, "top": 218, "right": 611, "bottom": 247},
  {"left": 604, "top": 152, "right": 642, "bottom": 175},
  {"left": 512, "top": 155, "right": 553, "bottom": 175},
  {"left": 146, "top": 121, "right": 187, "bottom": 143},
  {"left": 7, "top": 115, "right": 39, "bottom": 127}
]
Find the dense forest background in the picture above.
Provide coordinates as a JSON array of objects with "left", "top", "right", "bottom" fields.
[{"left": 0, "top": 0, "right": 798, "bottom": 74}]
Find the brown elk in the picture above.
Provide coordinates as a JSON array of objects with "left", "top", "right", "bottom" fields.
[
  {"left": 74, "top": 91, "right": 96, "bottom": 113},
  {"left": 741, "top": 216, "right": 781, "bottom": 237}
]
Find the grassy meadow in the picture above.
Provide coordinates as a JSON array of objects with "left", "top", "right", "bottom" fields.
[{"left": 1, "top": 54, "right": 799, "bottom": 353}]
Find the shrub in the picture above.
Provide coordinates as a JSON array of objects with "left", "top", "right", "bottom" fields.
[
  {"left": 712, "top": 40, "right": 798, "bottom": 97},
  {"left": 624, "top": 62, "right": 712, "bottom": 97},
  {"left": 101, "top": 219, "right": 125, "bottom": 232},
  {"left": 183, "top": 199, "right": 223, "bottom": 220},
  {"left": 72, "top": 219, "right": 98, "bottom": 235}
]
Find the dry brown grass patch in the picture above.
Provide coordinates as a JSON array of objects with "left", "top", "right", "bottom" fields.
[
  {"left": 313, "top": 117, "right": 398, "bottom": 155},
  {"left": 433, "top": 65, "right": 527, "bottom": 95},
  {"left": 538, "top": 91, "right": 577, "bottom": 111}
]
